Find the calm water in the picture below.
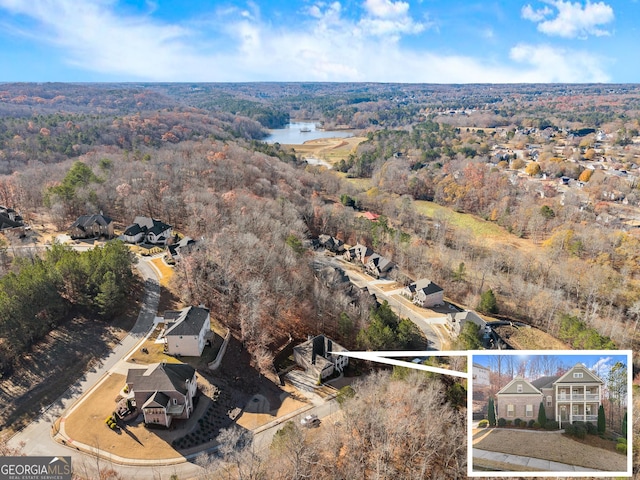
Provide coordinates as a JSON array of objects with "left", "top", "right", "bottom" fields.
[{"left": 265, "top": 122, "right": 353, "bottom": 145}]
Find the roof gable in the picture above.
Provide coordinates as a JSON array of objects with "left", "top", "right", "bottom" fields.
[
  {"left": 497, "top": 376, "right": 541, "bottom": 395},
  {"left": 126, "top": 362, "right": 195, "bottom": 395},
  {"left": 165, "top": 306, "right": 210, "bottom": 337},
  {"left": 554, "top": 364, "right": 604, "bottom": 385}
]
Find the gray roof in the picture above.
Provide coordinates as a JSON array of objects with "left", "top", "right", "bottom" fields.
[
  {"left": 70, "top": 214, "right": 112, "bottom": 230},
  {"left": 126, "top": 362, "right": 196, "bottom": 395},
  {"left": 531, "top": 375, "right": 560, "bottom": 390},
  {"left": 126, "top": 216, "right": 172, "bottom": 236},
  {"left": 409, "top": 279, "right": 443, "bottom": 295},
  {"left": 0, "top": 206, "right": 24, "bottom": 229},
  {"left": 165, "top": 306, "right": 210, "bottom": 337},
  {"left": 124, "top": 223, "right": 144, "bottom": 236},
  {"left": 142, "top": 391, "right": 170, "bottom": 409}
]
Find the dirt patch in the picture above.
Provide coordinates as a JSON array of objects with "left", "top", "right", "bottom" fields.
[
  {"left": 375, "top": 282, "right": 403, "bottom": 292},
  {"left": 284, "top": 137, "right": 366, "bottom": 165},
  {"left": 472, "top": 428, "right": 626, "bottom": 471},
  {"left": 235, "top": 383, "right": 308, "bottom": 430},
  {"left": 492, "top": 324, "right": 570, "bottom": 350}
]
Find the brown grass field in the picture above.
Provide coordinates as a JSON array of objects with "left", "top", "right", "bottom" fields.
[
  {"left": 283, "top": 136, "right": 367, "bottom": 165},
  {"left": 473, "top": 428, "right": 627, "bottom": 472}
]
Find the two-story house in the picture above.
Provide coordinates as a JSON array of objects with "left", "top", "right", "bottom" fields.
[
  {"left": 126, "top": 362, "right": 197, "bottom": 428},
  {"left": 494, "top": 363, "right": 604, "bottom": 425},
  {"left": 402, "top": 279, "right": 444, "bottom": 307},
  {"left": 163, "top": 306, "right": 211, "bottom": 357}
]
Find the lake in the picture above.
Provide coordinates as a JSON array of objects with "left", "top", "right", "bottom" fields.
[{"left": 264, "top": 122, "right": 353, "bottom": 145}]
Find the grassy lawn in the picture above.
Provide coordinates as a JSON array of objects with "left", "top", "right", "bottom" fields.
[
  {"left": 149, "top": 257, "right": 174, "bottom": 287},
  {"left": 128, "top": 323, "right": 225, "bottom": 369},
  {"left": 413, "top": 200, "right": 507, "bottom": 238},
  {"left": 472, "top": 428, "right": 627, "bottom": 472},
  {"left": 63, "top": 373, "right": 182, "bottom": 460}
]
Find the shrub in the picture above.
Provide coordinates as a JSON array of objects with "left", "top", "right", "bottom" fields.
[
  {"left": 527, "top": 420, "right": 535, "bottom": 428},
  {"left": 537, "top": 402, "right": 547, "bottom": 428},
  {"left": 616, "top": 442, "right": 627, "bottom": 454},
  {"left": 488, "top": 398, "right": 496, "bottom": 427},
  {"left": 545, "top": 420, "right": 559, "bottom": 430},
  {"left": 514, "top": 418, "right": 522, "bottom": 427},
  {"left": 497, "top": 418, "right": 507, "bottom": 427},
  {"left": 585, "top": 422, "right": 597, "bottom": 435},
  {"left": 575, "top": 424, "right": 586, "bottom": 438},
  {"left": 598, "top": 405, "right": 606, "bottom": 435},
  {"left": 565, "top": 424, "right": 575, "bottom": 436},
  {"left": 478, "top": 419, "right": 489, "bottom": 428},
  {"left": 533, "top": 421, "right": 541, "bottom": 429},
  {"left": 506, "top": 420, "right": 513, "bottom": 427}
]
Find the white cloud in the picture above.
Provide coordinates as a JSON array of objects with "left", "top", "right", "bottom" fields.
[
  {"left": 0, "top": 0, "right": 612, "bottom": 83},
  {"left": 509, "top": 43, "right": 610, "bottom": 82},
  {"left": 522, "top": 0, "right": 614, "bottom": 39},
  {"left": 363, "top": 0, "right": 410, "bottom": 18},
  {"left": 360, "top": 0, "right": 424, "bottom": 36},
  {"left": 521, "top": 4, "right": 553, "bottom": 22}
]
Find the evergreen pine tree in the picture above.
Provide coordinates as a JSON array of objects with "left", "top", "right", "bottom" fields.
[
  {"left": 597, "top": 404, "right": 606, "bottom": 435},
  {"left": 478, "top": 288, "right": 498, "bottom": 314},
  {"left": 488, "top": 397, "right": 496, "bottom": 427},
  {"left": 537, "top": 401, "right": 547, "bottom": 427}
]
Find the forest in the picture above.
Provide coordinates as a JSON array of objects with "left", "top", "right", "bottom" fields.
[{"left": 0, "top": 82, "right": 638, "bottom": 476}]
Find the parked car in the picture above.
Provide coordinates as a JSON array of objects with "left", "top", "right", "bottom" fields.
[{"left": 301, "top": 414, "right": 320, "bottom": 428}]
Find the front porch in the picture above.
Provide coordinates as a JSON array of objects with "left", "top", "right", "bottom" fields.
[{"left": 557, "top": 403, "right": 599, "bottom": 425}]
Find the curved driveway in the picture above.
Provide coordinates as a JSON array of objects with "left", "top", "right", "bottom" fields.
[{"left": 5, "top": 259, "right": 208, "bottom": 480}]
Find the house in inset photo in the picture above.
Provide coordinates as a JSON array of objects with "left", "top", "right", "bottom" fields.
[{"left": 471, "top": 352, "right": 630, "bottom": 475}]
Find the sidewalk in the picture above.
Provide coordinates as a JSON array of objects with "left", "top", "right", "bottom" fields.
[{"left": 472, "top": 448, "right": 603, "bottom": 472}]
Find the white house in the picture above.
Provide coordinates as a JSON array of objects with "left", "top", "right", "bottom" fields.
[
  {"left": 447, "top": 310, "right": 486, "bottom": 336},
  {"left": 403, "top": 279, "right": 444, "bottom": 307},
  {"left": 124, "top": 216, "right": 173, "bottom": 245},
  {"left": 163, "top": 306, "right": 211, "bottom": 357}
]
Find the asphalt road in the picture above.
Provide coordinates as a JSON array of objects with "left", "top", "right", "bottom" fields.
[
  {"left": 7, "top": 258, "right": 169, "bottom": 479},
  {"left": 315, "top": 254, "right": 445, "bottom": 350}
]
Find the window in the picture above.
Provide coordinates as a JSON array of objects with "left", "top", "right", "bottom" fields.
[
  {"left": 516, "top": 384, "right": 523, "bottom": 393},
  {"left": 586, "top": 406, "right": 592, "bottom": 415},
  {"left": 526, "top": 405, "right": 533, "bottom": 417},
  {"left": 507, "top": 404, "right": 514, "bottom": 417},
  {"left": 547, "top": 395, "right": 552, "bottom": 407},
  {"left": 573, "top": 372, "right": 583, "bottom": 378}
]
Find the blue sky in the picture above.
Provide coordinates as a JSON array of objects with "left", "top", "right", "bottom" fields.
[
  {"left": 473, "top": 353, "right": 629, "bottom": 381},
  {"left": 0, "top": 0, "right": 638, "bottom": 83}
]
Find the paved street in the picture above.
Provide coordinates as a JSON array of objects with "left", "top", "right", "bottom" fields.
[
  {"left": 7, "top": 258, "right": 169, "bottom": 479},
  {"left": 317, "top": 254, "right": 447, "bottom": 350}
]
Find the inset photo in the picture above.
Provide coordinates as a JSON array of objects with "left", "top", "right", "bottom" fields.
[{"left": 469, "top": 351, "right": 631, "bottom": 477}]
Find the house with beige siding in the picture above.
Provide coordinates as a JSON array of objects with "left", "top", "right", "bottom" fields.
[
  {"left": 494, "top": 363, "right": 604, "bottom": 425},
  {"left": 496, "top": 376, "right": 543, "bottom": 421},
  {"left": 126, "top": 362, "right": 197, "bottom": 428}
]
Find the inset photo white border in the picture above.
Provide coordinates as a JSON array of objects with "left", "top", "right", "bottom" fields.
[{"left": 467, "top": 350, "right": 632, "bottom": 478}]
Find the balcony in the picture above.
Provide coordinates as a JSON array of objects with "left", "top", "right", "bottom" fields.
[
  {"left": 557, "top": 394, "right": 599, "bottom": 402},
  {"left": 570, "top": 414, "right": 598, "bottom": 423}
]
